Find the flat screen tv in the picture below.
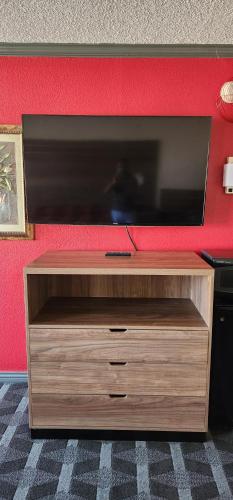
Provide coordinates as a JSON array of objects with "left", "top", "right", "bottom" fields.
[{"left": 23, "top": 115, "right": 211, "bottom": 226}]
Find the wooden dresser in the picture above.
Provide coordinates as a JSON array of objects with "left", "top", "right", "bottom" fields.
[{"left": 24, "top": 251, "right": 214, "bottom": 433}]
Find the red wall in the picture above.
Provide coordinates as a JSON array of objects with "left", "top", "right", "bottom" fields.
[{"left": 0, "top": 57, "right": 233, "bottom": 371}]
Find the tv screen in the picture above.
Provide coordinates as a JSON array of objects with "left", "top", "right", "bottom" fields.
[{"left": 23, "top": 115, "right": 211, "bottom": 226}]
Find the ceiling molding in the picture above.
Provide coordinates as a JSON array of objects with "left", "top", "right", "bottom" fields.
[{"left": 0, "top": 43, "right": 233, "bottom": 57}]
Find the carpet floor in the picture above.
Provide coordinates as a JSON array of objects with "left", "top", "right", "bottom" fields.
[{"left": 0, "top": 383, "right": 233, "bottom": 499}]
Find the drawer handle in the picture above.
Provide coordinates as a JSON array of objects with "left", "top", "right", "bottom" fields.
[
  {"left": 109, "top": 394, "right": 127, "bottom": 398},
  {"left": 109, "top": 361, "right": 127, "bottom": 366},
  {"left": 109, "top": 328, "right": 127, "bottom": 333}
]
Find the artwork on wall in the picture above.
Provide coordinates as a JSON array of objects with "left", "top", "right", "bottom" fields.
[{"left": 0, "top": 125, "right": 34, "bottom": 240}]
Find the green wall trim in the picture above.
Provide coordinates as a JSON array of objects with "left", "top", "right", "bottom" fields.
[
  {"left": 0, "top": 372, "right": 28, "bottom": 383},
  {"left": 0, "top": 43, "right": 233, "bottom": 57}
]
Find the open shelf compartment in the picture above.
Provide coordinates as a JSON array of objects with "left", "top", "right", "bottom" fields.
[{"left": 26, "top": 273, "right": 212, "bottom": 329}]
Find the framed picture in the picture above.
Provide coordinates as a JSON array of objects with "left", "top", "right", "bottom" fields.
[{"left": 0, "top": 125, "right": 34, "bottom": 240}]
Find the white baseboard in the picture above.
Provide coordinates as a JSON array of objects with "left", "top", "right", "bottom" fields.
[{"left": 0, "top": 372, "right": 28, "bottom": 383}]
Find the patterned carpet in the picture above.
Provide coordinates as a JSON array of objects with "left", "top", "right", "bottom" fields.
[{"left": 1, "top": 383, "right": 233, "bottom": 499}]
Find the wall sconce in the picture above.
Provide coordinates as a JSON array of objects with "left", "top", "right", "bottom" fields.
[
  {"left": 223, "top": 157, "right": 233, "bottom": 194},
  {"left": 217, "top": 81, "right": 233, "bottom": 121}
]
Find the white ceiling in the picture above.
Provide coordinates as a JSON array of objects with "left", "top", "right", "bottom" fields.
[{"left": 0, "top": 0, "right": 232, "bottom": 44}]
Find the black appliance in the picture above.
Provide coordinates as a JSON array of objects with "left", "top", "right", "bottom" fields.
[
  {"left": 202, "top": 249, "right": 233, "bottom": 426},
  {"left": 22, "top": 115, "right": 211, "bottom": 226}
]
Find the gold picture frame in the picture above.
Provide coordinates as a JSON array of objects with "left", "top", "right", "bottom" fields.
[{"left": 0, "top": 125, "right": 34, "bottom": 240}]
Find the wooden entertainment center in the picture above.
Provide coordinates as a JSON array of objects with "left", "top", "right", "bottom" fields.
[{"left": 24, "top": 251, "right": 214, "bottom": 434}]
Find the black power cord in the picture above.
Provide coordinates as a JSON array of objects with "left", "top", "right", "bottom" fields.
[{"left": 125, "top": 225, "right": 137, "bottom": 252}]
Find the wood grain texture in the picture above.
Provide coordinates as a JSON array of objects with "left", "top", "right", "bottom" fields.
[
  {"left": 25, "top": 250, "right": 213, "bottom": 275},
  {"left": 26, "top": 274, "right": 51, "bottom": 323},
  {"left": 25, "top": 250, "right": 213, "bottom": 432},
  {"left": 30, "top": 297, "right": 208, "bottom": 329},
  {"left": 29, "top": 328, "right": 208, "bottom": 364},
  {"left": 31, "top": 394, "right": 206, "bottom": 431},
  {"left": 204, "top": 273, "right": 215, "bottom": 429},
  {"left": 24, "top": 274, "right": 33, "bottom": 427},
  {"left": 48, "top": 274, "right": 191, "bottom": 299},
  {"left": 31, "top": 361, "right": 207, "bottom": 396},
  {"left": 191, "top": 275, "right": 214, "bottom": 327}
]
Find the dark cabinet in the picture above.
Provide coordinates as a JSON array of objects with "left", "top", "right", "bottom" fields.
[{"left": 209, "top": 305, "right": 233, "bottom": 425}]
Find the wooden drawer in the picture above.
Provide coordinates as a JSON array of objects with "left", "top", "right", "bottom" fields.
[
  {"left": 31, "top": 393, "right": 206, "bottom": 431},
  {"left": 31, "top": 361, "right": 207, "bottom": 397},
  {"left": 29, "top": 328, "right": 209, "bottom": 364}
]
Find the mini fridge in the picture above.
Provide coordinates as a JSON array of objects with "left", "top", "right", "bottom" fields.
[{"left": 202, "top": 249, "right": 233, "bottom": 426}]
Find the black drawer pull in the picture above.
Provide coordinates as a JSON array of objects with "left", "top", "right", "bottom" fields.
[
  {"left": 109, "top": 328, "right": 127, "bottom": 333},
  {"left": 109, "top": 394, "right": 127, "bottom": 398},
  {"left": 109, "top": 361, "right": 127, "bottom": 366}
]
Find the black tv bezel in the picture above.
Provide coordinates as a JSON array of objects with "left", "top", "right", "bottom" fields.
[{"left": 22, "top": 114, "right": 212, "bottom": 227}]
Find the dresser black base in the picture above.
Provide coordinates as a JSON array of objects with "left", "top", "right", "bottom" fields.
[{"left": 31, "top": 428, "right": 207, "bottom": 442}]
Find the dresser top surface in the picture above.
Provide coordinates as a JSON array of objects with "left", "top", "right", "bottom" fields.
[{"left": 25, "top": 251, "right": 213, "bottom": 275}]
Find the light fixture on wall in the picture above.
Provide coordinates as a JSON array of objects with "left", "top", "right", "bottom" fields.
[
  {"left": 223, "top": 157, "right": 233, "bottom": 194},
  {"left": 217, "top": 80, "right": 233, "bottom": 121}
]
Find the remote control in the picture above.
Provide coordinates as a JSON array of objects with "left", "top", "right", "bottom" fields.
[{"left": 105, "top": 252, "right": 132, "bottom": 257}]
